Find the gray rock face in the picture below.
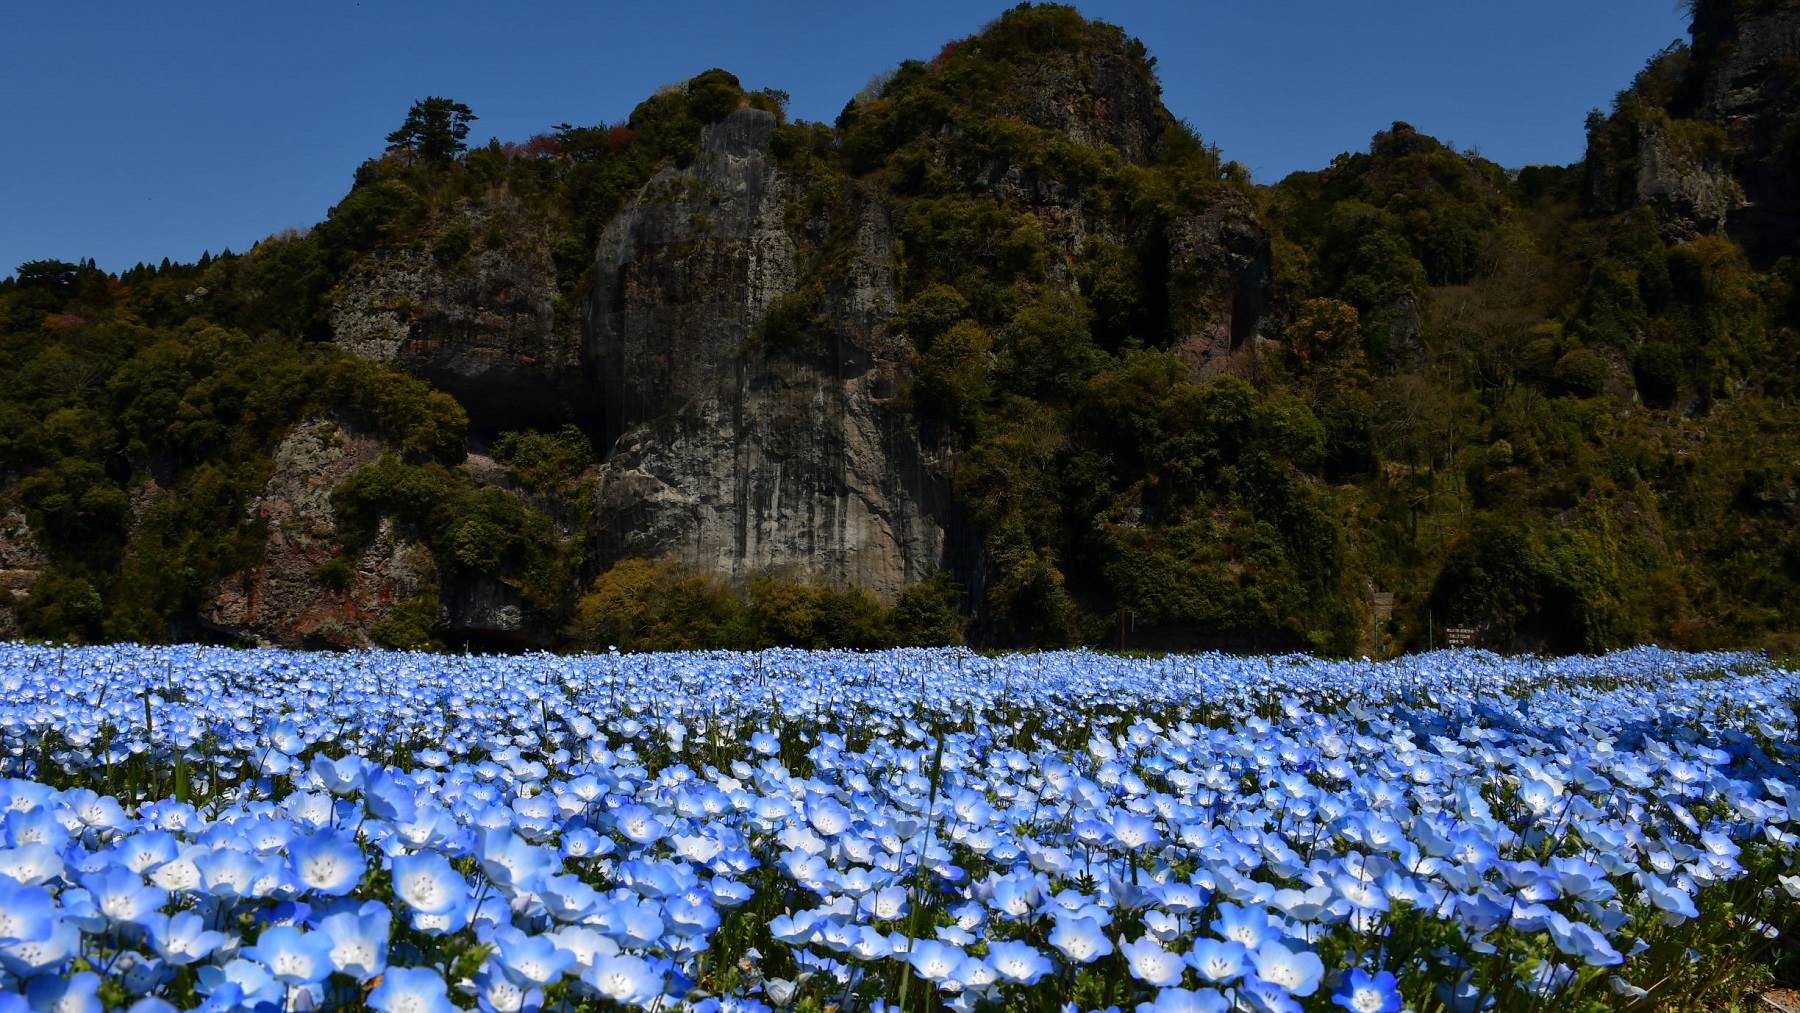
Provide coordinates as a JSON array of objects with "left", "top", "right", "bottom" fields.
[
  {"left": 1694, "top": 1, "right": 1800, "bottom": 263},
  {"left": 0, "top": 508, "right": 45, "bottom": 638},
  {"left": 1004, "top": 40, "right": 1165, "bottom": 166},
  {"left": 1589, "top": 1, "right": 1800, "bottom": 261},
  {"left": 331, "top": 195, "right": 588, "bottom": 430},
  {"left": 1166, "top": 190, "right": 1274, "bottom": 381},
  {"left": 587, "top": 108, "right": 953, "bottom": 600},
  {"left": 205, "top": 418, "right": 433, "bottom": 648},
  {"left": 1634, "top": 118, "right": 1741, "bottom": 242}
]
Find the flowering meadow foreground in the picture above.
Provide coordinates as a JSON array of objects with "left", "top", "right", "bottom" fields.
[{"left": 0, "top": 645, "right": 1797, "bottom": 1013}]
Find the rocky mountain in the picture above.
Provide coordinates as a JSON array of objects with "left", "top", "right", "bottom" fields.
[{"left": 1, "top": 0, "right": 1797, "bottom": 655}]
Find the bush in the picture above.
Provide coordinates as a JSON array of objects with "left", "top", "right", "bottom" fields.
[{"left": 369, "top": 594, "right": 445, "bottom": 651}]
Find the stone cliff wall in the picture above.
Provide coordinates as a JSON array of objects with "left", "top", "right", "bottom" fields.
[
  {"left": 588, "top": 108, "right": 953, "bottom": 600},
  {"left": 0, "top": 508, "right": 45, "bottom": 638},
  {"left": 205, "top": 418, "right": 433, "bottom": 648},
  {"left": 1696, "top": 0, "right": 1800, "bottom": 263},
  {"left": 330, "top": 194, "right": 590, "bottom": 430},
  {"left": 1590, "top": 0, "right": 1800, "bottom": 262}
]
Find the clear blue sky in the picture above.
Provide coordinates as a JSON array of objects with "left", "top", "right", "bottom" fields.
[{"left": 2, "top": 1, "right": 1688, "bottom": 279}]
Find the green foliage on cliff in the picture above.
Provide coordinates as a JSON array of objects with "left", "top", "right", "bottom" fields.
[
  {"left": 0, "top": 256, "right": 468, "bottom": 644},
  {"left": 566, "top": 559, "right": 964, "bottom": 652}
]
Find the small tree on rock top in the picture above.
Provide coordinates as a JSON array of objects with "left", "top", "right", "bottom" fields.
[{"left": 385, "top": 97, "right": 477, "bottom": 163}]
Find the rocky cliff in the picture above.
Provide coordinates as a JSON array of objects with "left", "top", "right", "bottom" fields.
[
  {"left": 199, "top": 9, "right": 1281, "bottom": 644},
  {"left": 329, "top": 194, "right": 591, "bottom": 431},
  {"left": 204, "top": 419, "right": 434, "bottom": 648},
  {"left": 1692, "top": 0, "right": 1800, "bottom": 264},
  {"left": 587, "top": 108, "right": 952, "bottom": 600},
  {"left": 1589, "top": 0, "right": 1800, "bottom": 262},
  {"left": 0, "top": 508, "right": 44, "bottom": 639}
]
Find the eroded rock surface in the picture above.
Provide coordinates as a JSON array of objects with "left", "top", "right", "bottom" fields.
[
  {"left": 588, "top": 108, "right": 952, "bottom": 600},
  {"left": 330, "top": 195, "right": 589, "bottom": 430},
  {"left": 0, "top": 508, "right": 45, "bottom": 638},
  {"left": 205, "top": 419, "right": 432, "bottom": 648}
]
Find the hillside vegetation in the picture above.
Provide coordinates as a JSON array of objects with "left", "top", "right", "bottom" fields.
[{"left": 1, "top": 3, "right": 1796, "bottom": 655}]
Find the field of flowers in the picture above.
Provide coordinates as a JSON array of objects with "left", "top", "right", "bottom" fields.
[{"left": 0, "top": 643, "right": 1796, "bottom": 1013}]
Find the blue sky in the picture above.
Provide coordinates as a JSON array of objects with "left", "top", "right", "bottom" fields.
[{"left": 2, "top": 1, "right": 1688, "bottom": 278}]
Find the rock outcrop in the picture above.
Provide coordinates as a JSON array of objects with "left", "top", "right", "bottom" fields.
[
  {"left": 1691, "top": 0, "right": 1800, "bottom": 264},
  {"left": 330, "top": 194, "right": 590, "bottom": 430},
  {"left": 205, "top": 419, "right": 433, "bottom": 648},
  {"left": 1166, "top": 190, "right": 1274, "bottom": 381},
  {"left": 1594, "top": 117, "right": 1742, "bottom": 242},
  {"left": 0, "top": 508, "right": 45, "bottom": 638},
  {"left": 1588, "top": 0, "right": 1800, "bottom": 261},
  {"left": 1001, "top": 35, "right": 1167, "bottom": 166},
  {"left": 588, "top": 108, "right": 953, "bottom": 600}
]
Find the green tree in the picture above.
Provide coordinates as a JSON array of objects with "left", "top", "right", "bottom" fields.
[{"left": 385, "top": 97, "right": 478, "bottom": 163}]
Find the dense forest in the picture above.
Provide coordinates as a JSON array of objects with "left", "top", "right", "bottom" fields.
[{"left": 1, "top": 2, "right": 1796, "bottom": 656}]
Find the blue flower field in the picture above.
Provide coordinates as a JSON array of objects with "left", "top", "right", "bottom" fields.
[{"left": 0, "top": 643, "right": 1796, "bottom": 1012}]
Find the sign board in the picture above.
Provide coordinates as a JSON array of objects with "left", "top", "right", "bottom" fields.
[
  {"left": 1371, "top": 592, "right": 1395, "bottom": 622},
  {"left": 1444, "top": 627, "right": 1478, "bottom": 647}
]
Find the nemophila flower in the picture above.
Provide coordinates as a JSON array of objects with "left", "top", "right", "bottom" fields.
[
  {"left": 601, "top": 896, "right": 666, "bottom": 947},
  {"left": 492, "top": 927, "right": 575, "bottom": 987},
  {"left": 1050, "top": 915, "right": 1114, "bottom": 963},
  {"left": 110, "top": 831, "right": 180, "bottom": 874},
  {"left": 1137, "top": 987, "right": 1229, "bottom": 1013},
  {"left": 144, "top": 911, "right": 226, "bottom": 964},
  {"left": 318, "top": 905, "right": 390, "bottom": 981},
  {"left": 1546, "top": 913, "right": 1623, "bottom": 967},
  {"left": 60, "top": 788, "right": 128, "bottom": 832},
  {"left": 244, "top": 924, "right": 335, "bottom": 985},
  {"left": 478, "top": 831, "right": 554, "bottom": 896},
  {"left": 1249, "top": 940, "right": 1324, "bottom": 996},
  {"left": 907, "top": 938, "right": 968, "bottom": 981},
  {"left": 1111, "top": 812, "right": 1163, "bottom": 849},
  {"left": 365, "top": 768, "right": 420, "bottom": 823},
  {"left": 666, "top": 894, "right": 722, "bottom": 938},
  {"left": 586, "top": 952, "right": 664, "bottom": 1005},
  {"left": 549, "top": 925, "right": 618, "bottom": 973},
  {"left": 25, "top": 969, "right": 101, "bottom": 1013},
  {"left": 0, "top": 880, "right": 54, "bottom": 943},
  {"left": 1184, "top": 938, "right": 1250, "bottom": 982},
  {"left": 391, "top": 852, "right": 467, "bottom": 916},
  {"left": 1144, "top": 910, "right": 1185, "bottom": 942},
  {"left": 194, "top": 848, "right": 263, "bottom": 900},
  {"left": 1211, "top": 902, "right": 1277, "bottom": 949},
  {"left": 987, "top": 940, "right": 1053, "bottom": 984},
  {"left": 1, "top": 917, "right": 79, "bottom": 978},
  {"left": 560, "top": 826, "right": 610, "bottom": 859},
  {"left": 1644, "top": 874, "right": 1701, "bottom": 919},
  {"left": 82, "top": 866, "right": 167, "bottom": 924},
  {"left": 611, "top": 804, "right": 667, "bottom": 846},
  {"left": 311, "top": 754, "right": 368, "bottom": 796},
  {"left": 0, "top": 843, "right": 63, "bottom": 888},
  {"left": 5, "top": 807, "right": 70, "bottom": 850},
  {"left": 1332, "top": 968, "right": 1402, "bottom": 1013},
  {"left": 538, "top": 873, "right": 602, "bottom": 921},
  {"left": 1240, "top": 974, "right": 1305, "bottom": 1013},
  {"left": 115, "top": 949, "right": 172, "bottom": 996},
  {"left": 475, "top": 961, "right": 542, "bottom": 1013},
  {"left": 860, "top": 884, "right": 909, "bottom": 921},
  {"left": 709, "top": 878, "right": 755, "bottom": 908},
  {"left": 289, "top": 830, "right": 365, "bottom": 895},
  {"left": 368, "top": 966, "right": 459, "bottom": 1013},
  {"left": 1121, "top": 936, "right": 1187, "bottom": 988}
]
